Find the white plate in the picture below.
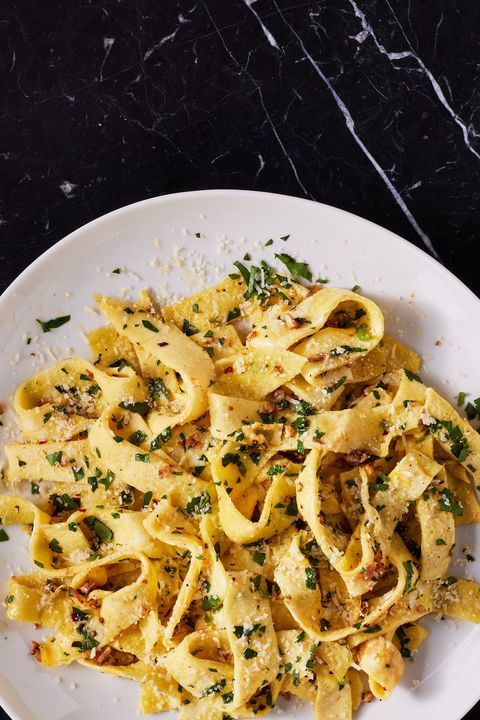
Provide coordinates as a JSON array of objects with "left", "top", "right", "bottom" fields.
[{"left": 0, "top": 190, "right": 478, "bottom": 720}]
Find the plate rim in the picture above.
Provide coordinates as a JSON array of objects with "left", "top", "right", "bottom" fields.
[{"left": 1, "top": 189, "right": 479, "bottom": 311}]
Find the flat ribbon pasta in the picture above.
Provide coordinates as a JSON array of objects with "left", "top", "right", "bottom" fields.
[{"left": 2, "top": 272, "right": 479, "bottom": 720}]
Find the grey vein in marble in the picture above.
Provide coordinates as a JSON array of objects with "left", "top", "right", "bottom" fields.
[
  {"left": 243, "top": 1, "right": 440, "bottom": 259},
  {"left": 241, "top": 0, "right": 282, "bottom": 51},
  {"left": 350, "top": 0, "right": 480, "bottom": 161},
  {"left": 143, "top": 28, "right": 179, "bottom": 61},
  {"left": 99, "top": 37, "right": 115, "bottom": 82},
  {"left": 203, "top": 2, "right": 311, "bottom": 197}
]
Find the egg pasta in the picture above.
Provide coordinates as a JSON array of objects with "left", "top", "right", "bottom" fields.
[{"left": 1, "top": 265, "right": 479, "bottom": 720}]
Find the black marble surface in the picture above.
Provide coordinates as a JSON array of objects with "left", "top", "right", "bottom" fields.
[{"left": 0, "top": 1, "right": 479, "bottom": 719}]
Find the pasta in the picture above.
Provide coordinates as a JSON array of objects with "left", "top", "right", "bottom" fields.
[{"left": 1, "top": 260, "right": 479, "bottom": 720}]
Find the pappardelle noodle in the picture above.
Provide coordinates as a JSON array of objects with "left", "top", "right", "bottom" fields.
[{"left": 1, "top": 265, "right": 479, "bottom": 720}]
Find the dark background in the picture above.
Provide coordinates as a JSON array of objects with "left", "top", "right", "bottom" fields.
[{"left": 0, "top": 1, "right": 479, "bottom": 719}]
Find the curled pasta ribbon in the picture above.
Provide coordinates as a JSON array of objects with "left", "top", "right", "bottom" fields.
[
  {"left": 144, "top": 501, "right": 204, "bottom": 644},
  {"left": 89, "top": 408, "right": 209, "bottom": 510},
  {"left": 211, "top": 443, "right": 297, "bottom": 544},
  {"left": 277, "top": 629, "right": 351, "bottom": 698},
  {"left": 162, "top": 629, "right": 234, "bottom": 704},
  {"left": 6, "top": 550, "right": 158, "bottom": 664},
  {"left": 247, "top": 286, "right": 383, "bottom": 354},
  {"left": 295, "top": 379, "right": 423, "bottom": 456},
  {"left": 162, "top": 276, "right": 245, "bottom": 359},
  {"left": 347, "top": 581, "right": 433, "bottom": 649},
  {"left": 223, "top": 570, "right": 280, "bottom": 709},
  {"left": 198, "top": 517, "right": 281, "bottom": 714},
  {"left": 96, "top": 294, "right": 215, "bottom": 434},
  {"left": 4, "top": 438, "right": 98, "bottom": 491},
  {"left": 416, "top": 469, "right": 455, "bottom": 580},
  {"left": 276, "top": 630, "right": 317, "bottom": 703},
  {"left": 213, "top": 348, "right": 306, "bottom": 400},
  {"left": 356, "top": 635, "right": 404, "bottom": 700},
  {"left": 0, "top": 497, "right": 164, "bottom": 572},
  {"left": 14, "top": 358, "right": 147, "bottom": 441},
  {"left": 314, "top": 663, "right": 352, "bottom": 720},
  {"left": 297, "top": 447, "right": 440, "bottom": 596},
  {"left": 161, "top": 276, "right": 245, "bottom": 334},
  {"left": 431, "top": 578, "right": 480, "bottom": 623},
  {"left": 275, "top": 527, "right": 419, "bottom": 643},
  {"left": 0, "top": 495, "right": 50, "bottom": 568},
  {"left": 424, "top": 387, "right": 480, "bottom": 484},
  {"left": 208, "top": 393, "right": 264, "bottom": 439}
]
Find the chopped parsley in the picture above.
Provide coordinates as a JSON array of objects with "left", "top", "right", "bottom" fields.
[
  {"left": 226, "top": 307, "right": 240, "bottom": 322},
  {"left": 294, "top": 399, "right": 317, "bottom": 416},
  {"left": 84, "top": 516, "right": 113, "bottom": 544},
  {"left": 396, "top": 626, "right": 413, "bottom": 659},
  {"left": 439, "top": 420, "right": 469, "bottom": 461},
  {"left": 128, "top": 430, "right": 147, "bottom": 446},
  {"left": 141, "top": 319, "right": 158, "bottom": 332},
  {"left": 285, "top": 498, "right": 298, "bottom": 516},
  {"left": 46, "top": 451, "right": 63, "bottom": 466},
  {"left": 368, "top": 474, "right": 389, "bottom": 492},
  {"left": 182, "top": 319, "right": 199, "bottom": 336},
  {"left": 233, "top": 624, "right": 266, "bottom": 638},
  {"left": 305, "top": 566, "right": 317, "bottom": 590},
  {"left": 326, "top": 376, "right": 347, "bottom": 394},
  {"left": 72, "top": 466, "right": 84, "bottom": 482},
  {"left": 202, "top": 679, "right": 226, "bottom": 696},
  {"left": 253, "top": 550, "right": 266, "bottom": 566},
  {"left": 149, "top": 377, "right": 169, "bottom": 401},
  {"left": 48, "top": 538, "right": 63, "bottom": 554},
  {"left": 330, "top": 345, "right": 366, "bottom": 357},
  {"left": 71, "top": 630, "right": 99, "bottom": 652},
  {"left": 267, "top": 464, "right": 285, "bottom": 476},
  {"left": 291, "top": 416, "right": 310, "bottom": 433},
  {"left": 118, "top": 400, "right": 148, "bottom": 414},
  {"left": 274, "top": 253, "right": 312, "bottom": 281},
  {"left": 465, "top": 398, "right": 480, "bottom": 420},
  {"left": 36, "top": 315, "right": 71, "bottom": 333},
  {"left": 456, "top": 391, "right": 467, "bottom": 407},
  {"left": 438, "top": 488, "right": 463, "bottom": 516},
  {"left": 185, "top": 492, "right": 212, "bottom": 516},
  {"left": 203, "top": 594, "right": 221, "bottom": 611},
  {"left": 50, "top": 493, "right": 80, "bottom": 512},
  {"left": 403, "top": 560, "right": 416, "bottom": 593},
  {"left": 135, "top": 453, "right": 150, "bottom": 463},
  {"left": 150, "top": 426, "right": 172, "bottom": 450},
  {"left": 356, "top": 324, "right": 370, "bottom": 341},
  {"left": 363, "top": 625, "right": 382, "bottom": 634},
  {"left": 404, "top": 369, "right": 423, "bottom": 383}
]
